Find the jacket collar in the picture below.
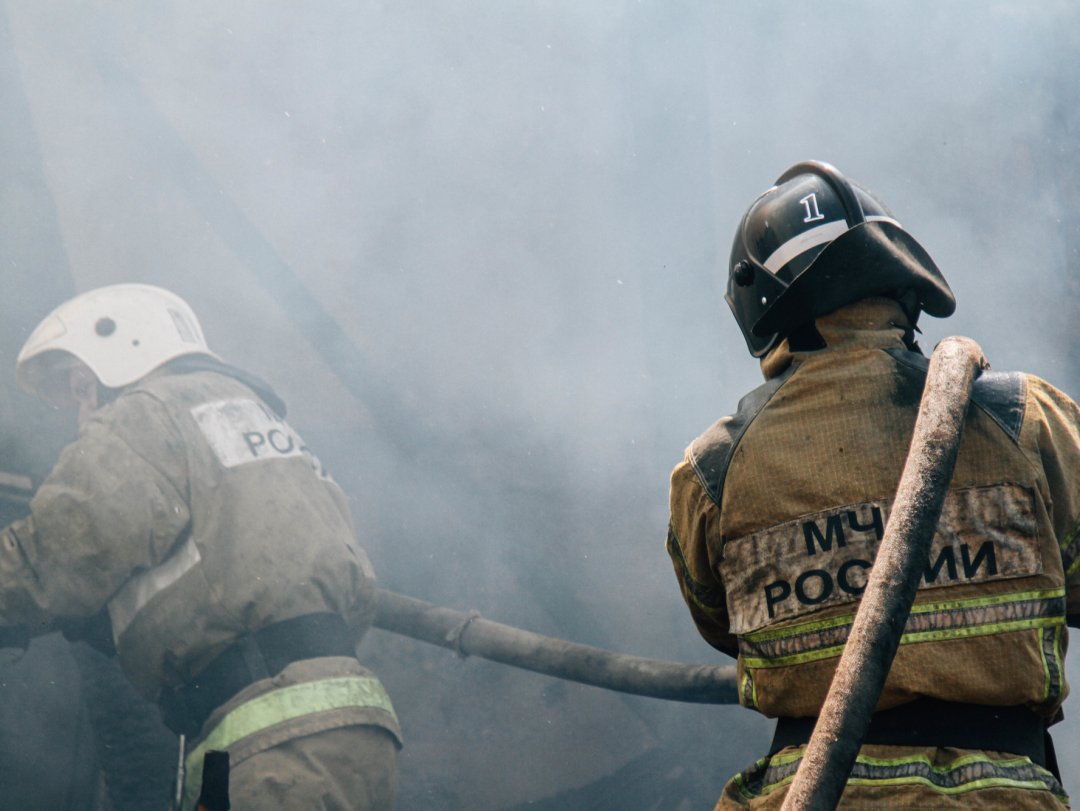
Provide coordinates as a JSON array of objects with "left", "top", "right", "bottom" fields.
[{"left": 760, "top": 298, "right": 916, "bottom": 380}]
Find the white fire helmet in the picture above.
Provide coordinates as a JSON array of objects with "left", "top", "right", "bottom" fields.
[{"left": 16, "top": 283, "right": 218, "bottom": 404}]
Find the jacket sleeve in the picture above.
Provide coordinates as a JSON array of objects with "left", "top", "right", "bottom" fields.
[
  {"left": 666, "top": 456, "right": 738, "bottom": 656},
  {"left": 0, "top": 393, "right": 191, "bottom": 623},
  {"left": 1026, "top": 376, "right": 1080, "bottom": 627}
]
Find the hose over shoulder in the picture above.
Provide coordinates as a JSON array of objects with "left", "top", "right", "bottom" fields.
[{"left": 781, "top": 336, "right": 987, "bottom": 811}]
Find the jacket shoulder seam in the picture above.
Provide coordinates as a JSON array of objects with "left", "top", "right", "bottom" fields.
[{"left": 688, "top": 368, "right": 796, "bottom": 508}]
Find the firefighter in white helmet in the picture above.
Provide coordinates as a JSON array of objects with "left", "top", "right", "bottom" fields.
[
  {"left": 667, "top": 162, "right": 1079, "bottom": 808},
  {"left": 1, "top": 284, "right": 401, "bottom": 809}
]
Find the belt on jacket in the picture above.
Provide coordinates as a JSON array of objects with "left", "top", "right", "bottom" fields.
[
  {"left": 769, "top": 698, "right": 1056, "bottom": 774},
  {"left": 159, "top": 612, "right": 356, "bottom": 737}
]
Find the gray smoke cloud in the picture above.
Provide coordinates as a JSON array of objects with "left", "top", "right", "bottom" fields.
[{"left": 0, "top": 1, "right": 1077, "bottom": 807}]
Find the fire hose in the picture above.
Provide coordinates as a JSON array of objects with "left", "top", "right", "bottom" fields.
[{"left": 371, "top": 587, "right": 739, "bottom": 704}]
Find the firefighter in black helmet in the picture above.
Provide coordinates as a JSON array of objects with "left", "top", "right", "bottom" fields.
[
  {"left": 667, "top": 161, "right": 1079, "bottom": 808},
  {"left": 725, "top": 160, "right": 954, "bottom": 358}
]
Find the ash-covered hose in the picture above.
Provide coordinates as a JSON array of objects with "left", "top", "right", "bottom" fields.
[
  {"left": 780, "top": 336, "right": 986, "bottom": 811},
  {"left": 372, "top": 588, "right": 739, "bottom": 704}
]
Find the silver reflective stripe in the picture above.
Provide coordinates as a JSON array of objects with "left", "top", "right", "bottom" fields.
[
  {"left": 107, "top": 535, "right": 202, "bottom": 642},
  {"left": 762, "top": 215, "right": 900, "bottom": 273}
]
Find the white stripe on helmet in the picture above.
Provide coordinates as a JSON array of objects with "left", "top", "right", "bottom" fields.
[{"left": 762, "top": 215, "right": 901, "bottom": 274}]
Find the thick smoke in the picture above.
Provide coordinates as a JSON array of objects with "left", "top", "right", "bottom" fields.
[{"left": 0, "top": 1, "right": 1077, "bottom": 808}]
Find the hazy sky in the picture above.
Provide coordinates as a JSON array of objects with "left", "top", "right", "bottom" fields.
[{"left": 0, "top": 2, "right": 1077, "bottom": 807}]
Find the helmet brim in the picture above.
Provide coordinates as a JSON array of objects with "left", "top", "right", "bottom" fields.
[{"left": 752, "top": 220, "right": 955, "bottom": 338}]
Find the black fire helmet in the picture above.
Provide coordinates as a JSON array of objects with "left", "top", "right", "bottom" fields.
[{"left": 726, "top": 160, "right": 956, "bottom": 357}]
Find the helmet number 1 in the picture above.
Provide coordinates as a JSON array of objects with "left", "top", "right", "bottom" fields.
[{"left": 799, "top": 192, "right": 825, "bottom": 223}]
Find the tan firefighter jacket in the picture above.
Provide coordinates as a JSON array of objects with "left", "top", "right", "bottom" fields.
[
  {"left": 667, "top": 299, "right": 1080, "bottom": 805},
  {"left": 0, "top": 365, "right": 401, "bottom": 756}
]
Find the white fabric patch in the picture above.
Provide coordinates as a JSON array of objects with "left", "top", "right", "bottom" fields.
[
  {"left": 720, "top": 483, "right": 1043, "bottom": 635},
  {"left": 192, "top": 398, "right": 307, "bottom": 469},
  {"left": 108, "top": 535, "right": 202, "bottom": 642}
]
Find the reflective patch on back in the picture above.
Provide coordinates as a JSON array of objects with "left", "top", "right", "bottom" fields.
[
  {"left": 191, "top": 398, "right": 331, "bottom": 479},
  {"left": 720, "top": 483, "right": 1042, "bottom": 634},
  {"left": 108, "top": 535, "right": 202, "bottom": 642}
]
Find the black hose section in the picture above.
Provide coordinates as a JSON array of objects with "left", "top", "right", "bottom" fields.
[{"left": 372, "top": 588, "right": 738, "bottom": 705}]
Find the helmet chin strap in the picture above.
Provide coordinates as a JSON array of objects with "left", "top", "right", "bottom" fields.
[
  {"left": 67, "top": 364, "right": 101, "bottom": 427},
  {"left": 898, "top": 327, "right": 923, "bottom": 355},
  {"left": 892, "top": 288, "right": 924, "bottom": 354},
  {"left": 785, "top": 321, "right": 826, "bottom": 352}
]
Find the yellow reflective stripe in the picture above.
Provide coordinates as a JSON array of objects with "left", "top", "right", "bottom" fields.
[
  {"left": 742, "top": 610, "right": 853, "bottom": 643},
  {"left": 1042, "top": 627, "right": 1053, "bottom": 699},
  {"left": 844, "top": 749, "right": 1061, "bottom": 796},
  {"left": 899, "top": 616, "right": 1063, "bottom": 645},
  {"left": 1059, "top": 515, "right": 1080, "bottom": 553},
  {"left": 741, "top": 588, "right": 1065, "bottom": 669},
  {"left": 743, "top": 646, "right": 832, "bottom": 669},
  {"left": 739, "top": 669, "right": 758, "bottom": 711},
  {"left": 1060, "top": 515, "right": 1080, "bottom": 576},
  {"left": 908, "top": 588, "right": 1065, "bottom": 615},
  {"left": 742, "top": 588, "right": 1065, "bottom": 646},
  {"left": 743, "top": 615, "right": 1062, "bottom": 669},
  {"left": 745, "top": 748, "right": 1065, "bottom": 800},
  {"left": 847, "top": 775, "right": 1055, "bottom": 794},
  {"left": 857, "top": 751, "right": 1030, "bottom": 769},
  {"left": 1042, "top": 624, "right": 1065, "bottom": 702},
  {"left": 182, "top": 676, "right": 394, "bottom": 805},
  {"left": 732, "top": 756, "right": 771, "bottom": 800},
  {"left": 666, "top": 525, "right": 726, "bottom": 615},
  {"left": 190, "top": 676, "right": 394, "bottom": 756}
]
